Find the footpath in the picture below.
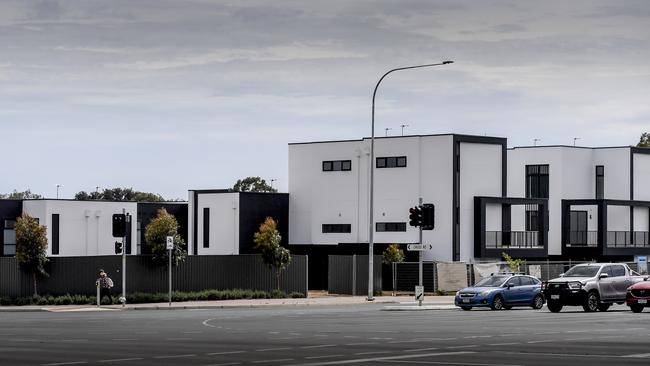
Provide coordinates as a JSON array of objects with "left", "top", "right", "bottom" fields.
[{"left": 0, "top": 294, "right": 456, "bottom": 312}]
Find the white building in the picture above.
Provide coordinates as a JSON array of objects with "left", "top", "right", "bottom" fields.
[{"left": 289, "top": 134, "right": 508, "bottom": 262}]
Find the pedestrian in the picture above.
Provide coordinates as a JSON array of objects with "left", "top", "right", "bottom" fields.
[{"left": 97, "top": 269, "right": 114, "bottom": 304}]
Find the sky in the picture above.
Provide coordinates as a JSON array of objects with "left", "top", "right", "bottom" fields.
[{"left": 1, "top": 0, "right": 649, "bottom": 199}]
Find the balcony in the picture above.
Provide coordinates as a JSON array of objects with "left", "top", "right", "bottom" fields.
[
  {"left": 485, "top": 231, "right": 542, "bottom": 249},
  {"left": 566, "top": 231, "right": 598, "bottom": 247},
  {"left": 607, "top": 231, "right": 650, "bottom": 248}
]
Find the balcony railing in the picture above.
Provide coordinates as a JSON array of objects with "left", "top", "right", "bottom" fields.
[
  {"left": 566, "top": 231, "right": 598, "bottom": 247},
  {"left": 607, "top": 231, "right": 650, "bottom": 248},
  {"left": 485, "top": 231, "right": 542, "bottom": 249}
]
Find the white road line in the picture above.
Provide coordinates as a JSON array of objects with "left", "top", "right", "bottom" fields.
[
  {"left": 301, "top": 344, "right": 337, "bottom": 349},
  {"left": 292, "top": 351, "right": 475, "bottom": 366},
  {"left": 382, "top": 360, "right": 523, "bottom": 366},
  {"left": 206, "top": 351, "right": 246, "bottom": 356},
  {"left": 306, "top": 355, "right": 344, "bottom": 360},
  {"left": 182, "top": 331, "right": 202, "bottom": 334},
  {"left": 464, "top": 335, "right": 493, "bottom": 339},
  {"left": 527, "top": 340, "right": 553, "bottom": 344},
  {"left": 166, "top": 337, "right": 193, "bottom": 341},
  {"left": 252, "top": 359, "right": 294, "bottom": 363},
  {"left": 622, "top": 353, "right": 650, "bottom": 358},
  {"left": 487, "top": 343, "right": 520, "bottom": 346},
  {"left": 111, "top": 339, "right": 137, "bottom": 341},
  {"left": 201, "top": 363, "right": 240, "bottom": 366},
  {"left": 405, "top": 347, "right": 440, "bottom": 352},
  {"left": 256, "top": 347, "right": 292, "bottom": 352},
  {"left": 42, "top": 362, "right": 88, "bottom": 366},
  {"left": 97, "top": 358, "right": 144, "bottom": 363},
  {"left": 447, "top": 345, "right": 478, "bottom": 349},
  {"left": 345, "top": 342, "right": 377, "bottom": 346},
  {"left": 154, "top": 354, "right": 196, "bottom": 359},
  {"left": 202, "top": 318, "right": 218, "bottom": 328},
  {"left": 355, "top": 351, "right": 390, "bottom": 356}
]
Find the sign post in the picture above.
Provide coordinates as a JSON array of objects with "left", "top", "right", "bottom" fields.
[
  {"left": 417, "top": 198, "right": 423, "bottom": 306},
  {"left": 166, "top": 236, "right": 174, "bottom": 306},
  {"left": 121, "top": 210, "right": 129, "bottom": 307},
  {"left": 415, "top": 285, "right": 424, "bottom": 303}
]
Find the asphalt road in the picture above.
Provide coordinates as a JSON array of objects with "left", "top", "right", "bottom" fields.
[{"left": 1, "top": 304, "right": 650, "bottom": 365}]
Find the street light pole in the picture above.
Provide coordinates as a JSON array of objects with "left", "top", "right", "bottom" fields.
[{"left": 368, "top": 60, "right": 453, "bottom": 301}]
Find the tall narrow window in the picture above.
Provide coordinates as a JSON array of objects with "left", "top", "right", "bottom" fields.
[
  {"left": 2, "top": 219, "right": 16, "bottom": 256},
  {"left": 595, "top": 165, "right": 604, "bottom": 199},
  {"left": 526, "top": 165, "right": 549, "bottom": 199},
  {"left": 203, "top": 208, "right": 210, "bottom": 248},
  {"left": 51, "top": 214, "right": 60, "bottom": 255}
]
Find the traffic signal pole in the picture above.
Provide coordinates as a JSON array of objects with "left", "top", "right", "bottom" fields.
[
  {"left": 122, "top": 208, "right": 127, "bottom": 307},
  {"left": 418, "top": 198, "right": 423, "bottom": 306}
]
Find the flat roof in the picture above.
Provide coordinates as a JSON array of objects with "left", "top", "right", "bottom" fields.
[{"left": 288, "top": 133, "right": 507, "bottom": 146}]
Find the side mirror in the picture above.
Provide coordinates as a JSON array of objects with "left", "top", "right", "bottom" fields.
[
  {"left": 559, "top": 273, "right": 565, "bottom": 277},
  {"left": 599, "top": 273, "right": 609, "bottom": 279}
]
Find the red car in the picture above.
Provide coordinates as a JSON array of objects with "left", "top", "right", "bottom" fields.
[{"left": 626, "top": 280, "right": 650, "bottom": 313}]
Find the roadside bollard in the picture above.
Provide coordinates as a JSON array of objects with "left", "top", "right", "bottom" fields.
[{"left": 96, "top": 280, "right": 100, "bottom": 307}]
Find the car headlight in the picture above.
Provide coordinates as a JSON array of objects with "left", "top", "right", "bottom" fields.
[
  {"left": 568, "top": 282, "right": 582, "bottom": 290},
  {"left": 455, "top": 291, "right": 460, "bottom": 297},
  {"left": 480, "top": 290, "right": 491, "bottom": 297}
]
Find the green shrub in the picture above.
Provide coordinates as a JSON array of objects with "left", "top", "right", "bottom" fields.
[
  {"left": 289, "top": 292, "right": 305, "bottom": 298},
  {"left": 269, "top": 289, "right": 285, "bottom": 299}
]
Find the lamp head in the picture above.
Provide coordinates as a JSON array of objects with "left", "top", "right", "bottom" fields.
[{"left": 442, "top": 60, "right": 454, "bottom": 64}]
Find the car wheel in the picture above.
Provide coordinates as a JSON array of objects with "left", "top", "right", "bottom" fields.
[
  {"left": 630, "top": 304, "right": 644, "bottom": 313},
  {"left": 532, "top": 294, "right": 544, "bottom": 310},
  {"left": 582, "top": 291, "right": 599, "bottom": 312},
  {"left": 598, "top": 303, "right": 610, "bottom": 312},
  {"left": 490, "top": 295, "right": 504, "bottom": 310},
  {"left": 547, "top": 301, "right": 563, "bottom": 313},
  {"left": 461, "top": 306, "right": 472, "bottom": 311}
]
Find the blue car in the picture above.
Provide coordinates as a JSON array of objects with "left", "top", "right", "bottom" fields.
[{"left": 455, "top": 274, "right": 545, "bottom": 311}]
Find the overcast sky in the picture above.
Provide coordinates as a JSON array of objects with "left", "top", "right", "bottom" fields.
[{"left": 1, "top": 0, "right": 649, "bottom": 199}]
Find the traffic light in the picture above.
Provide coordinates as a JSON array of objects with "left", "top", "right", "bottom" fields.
[
  {"left": 114, "top": 241, "right": 123, "bottom": 255},
  {"left": 421, "top": 203, "right": 435, "bottom": 230},
  {"left": 112, "top": 214, "right": 126, "bottom": 238},
  {"left": 409, "top": 206, "right": 422, "bottom": 227}
]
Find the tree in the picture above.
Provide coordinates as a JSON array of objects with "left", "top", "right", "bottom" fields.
[
  {"left": 144, "top": 208, "right": 187, "bottom": 266},
  {"left": 254, "top": 217, "right": 291, "bottom": 290},
  {"left": 232, "top": 177, "right": 277, "bottom": 193},
  {"left": 638, "top": 132, "right": 650, "bottom": 148},
  {"left": 75, "top": 187, "right": 165, "bottom": 202},
  {"left": 0, "top": 189, "right": 42, "bottom": 199},
  {"left": 502, "top": 252, "right": 526, "bottom": 273},
  {"left": 15, "top": 213, "right": 49, "bottom": 297},
  {"left": 382, "top": 244, "right": 405, "bottom": 265}
]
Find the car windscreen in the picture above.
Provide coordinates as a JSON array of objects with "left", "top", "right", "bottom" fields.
[
  {"left": 474, "top": 276, "right": 509, "bottom": 287},
  {"left": 564, "top": 266, "right": 600, "bottom": 277}
]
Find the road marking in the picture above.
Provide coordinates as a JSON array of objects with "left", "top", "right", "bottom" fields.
[
  {"left": 345, "top": 342, "right": 377, "bottom": 346},
  {"left": 487, "top": 343, "right": 519, "bottom": 346},
  {"left": 252, "top": 359, "right": 294, "bottom": 363},
  {"left": 447, "top": 345, "right": 478, "bottom": 349},
  {"left": 292, "top": 351, "right": 474, "bottom": 366},
  {"left": 182, "top": 331, "right": 202, "bottom": 334},
  {"left": 42, "top": 363, "right": 88, "bottom": 366},
  {"left": 166, "top": 337, "right": 193, "bottom": 341},
  {"left": 154, "top": 354, "right": 196, "bottom": 359},
  {"left": 201, "top": 363, "right": 241, "bottom": 366},
  {"left": 256, "top": 347, "right": 292, "bottom": 352},
  {"left": 382, "top": 360, "right": 523, "bottom": 366},
  {"left": 202, "top": 318, "right": 218, "bottom": 328},
  {"left": 306, "top": 355, "right": 344, "bottom": 360},
  {"left": 355, "top": 351, "right": 390, "bottom": 356},
  {"left": 206, "top": 351, "right": 246, "bottom": 356},
  {"left": 405, "top": 347, "right": 440, "bottom": 352},
  {"left": 526, "top": 340, "right": 553, "bottom": 344},
  {"left": 388, "top": 340, "right": 420, "bottom": 344},
  {"left": 301, "top": 344, "right": 337, "bottom": 349},
  {"left": 111, "top": 339, "right": 137, "bottom": 341},
  {"left": 98, "top": 358, "right": 144, "bottom": 363},
  {"left": 623, "top": 353, "right": 650, "bottom": 358}
]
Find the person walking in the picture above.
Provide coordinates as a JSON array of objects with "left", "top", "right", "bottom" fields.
[{"left": 97, "top": 269, "right": 114, "bottom": 304}]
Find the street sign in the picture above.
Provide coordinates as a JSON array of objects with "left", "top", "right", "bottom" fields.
[
  {"left": 407, "top": 244, "right": 432, "bottom": 251},
  {"left": 166, "top": 236, "right": 174, "bottom": 250},
  {"left": 415, "top": 286, "right": 424, "bottom": 302}
]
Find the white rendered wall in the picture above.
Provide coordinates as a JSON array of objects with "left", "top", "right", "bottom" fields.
[
  {"left": 633, "top": 153, "right": 650, "bottom": 232},
  {"left": 459, "top": 143, "right": 503, "bottom": 261},
  {"left": 195, "top": 193, "right": 239, "bottom": 255},
  {"left": 23, "top": 200, "right": 137, "bottom": 257}
]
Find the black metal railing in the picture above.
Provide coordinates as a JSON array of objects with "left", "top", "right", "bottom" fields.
[
  {"left": 607, "top": 231, "right": 650, "bottom": 248},
  {"left": 485, "top": 231, "right": 541, "bottom": 249},
  {"left": 566, "top": 231, "right": 598, "bottom": 247}
]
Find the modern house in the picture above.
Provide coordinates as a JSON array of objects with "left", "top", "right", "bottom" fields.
[
  {"left": 187, "top": 190, "right": 289, "bottom": 256},
  {"left": 0, "top": 199, "right": 188, "bottom": 257}
]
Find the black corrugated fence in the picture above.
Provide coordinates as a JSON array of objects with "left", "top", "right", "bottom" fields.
[
  {"left": 328, "top": 255, "right": 382, "bottom": 295},
  {"left": 0, "top": 254, "right": 308, "bottom": 298}
]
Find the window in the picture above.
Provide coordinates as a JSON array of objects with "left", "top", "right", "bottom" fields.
[
  {"left": 519, "top": 277, "right": 533, "bottom": 286},
  {"left": 526, "top": 165, "right": 549, "bottom": 199},
  {"left": 376, "top": 156, "right": 407, "bottom": 169},
  {"left": 136, "top": 220, "right": 142, "bottom": 255},
  {"left": 611, "top": 265, "right": 626, "bottom": 277},
  {"left": 322, "top": 160, "right": 351, "bottom": 172},
  {"left": 51, "top": 214, "right": 60, "bottom": 255},
  {"left": 203, "top": 208, "right": 210, "bottom": 248},
  {"left": 596, "top": 165, "right": 604, "bottom": 199},
  {"left": 3, "top": 219, "right": 16, "bottom": 256},
  {"left": 505, "top": 277, "right": 521, "bottom": 287},
  {"left": 322, "top": 224, "right": 351, "bottom": 233},
  {"left": 600, "top": 266, "right": 613, "bottom": 277},
  {"left": 525, "top": 208, "right": 539, "bottom": 231},
  {"left": 376, "top": 222, "right": 407, "bottom": 232}
]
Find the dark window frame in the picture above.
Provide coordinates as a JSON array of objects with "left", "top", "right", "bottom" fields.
[
  {"left": 376, "top": 156, "right": 407, "bottom": 169},
  {"left": 376, "top": 222, "right": 407, "bottom": 232},
  {"left": 596, "top": 165, "right": 604, "bottom": 199},
  {"left": 51, "top": 214, "right": 60, "bottom": 255},
  {"left": 322, "top": 160, "right": 352, "bottom": 172},
  {"left": 2, "top": 219, "right": 17, "bottom": 257},
  {"left": 322, "top": 224, "right": 351, "bottom": 233},
  {"left": 526, "top": 164, "right": 549, "bottom": 199},
  {"left": 203, "top": 207, "right": 210, "bottom": 248}
]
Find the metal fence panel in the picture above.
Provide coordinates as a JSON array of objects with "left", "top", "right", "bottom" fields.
[
  {"left": 328, "top": 255, "right": 381, "bottom": 295},
  {"left": 393, "top": 262, "right": 435, "bottom": 292},
  {"left": 1, "top": 255, "right": 307, "bottom": 298}
]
